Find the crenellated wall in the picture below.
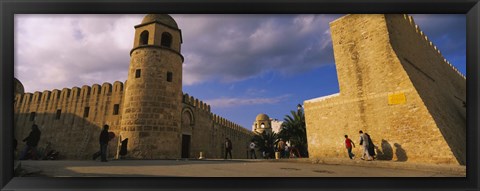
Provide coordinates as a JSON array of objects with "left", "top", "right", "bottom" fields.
[
  {"left": 15, "top": 81, "right": 126, "bottom": 159},
  {"left": 304, "top": 14, "right": 465, "bottom": 165},
  {"left": 181, "top": 93, "right": 254, "bottom": 159},
  {"left": 14, "top": 82, "right": 252, "bottom": 160}
]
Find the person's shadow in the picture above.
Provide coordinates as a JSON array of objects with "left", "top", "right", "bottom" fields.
[
  {"left": 376, "top": 139, "right": 393, "bottom": 160},
  {"left": 394, "top": 143, "right": 408, "bottom": 161}
]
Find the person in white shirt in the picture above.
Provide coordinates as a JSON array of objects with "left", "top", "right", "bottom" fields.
[{"left": 249, "top": 141, "right": 257, "bottom": 159}]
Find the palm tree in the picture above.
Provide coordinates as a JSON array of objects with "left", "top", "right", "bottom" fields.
[
  {"left": 252, "top": 131, "right": 278, "bottom": 159},
  {"left": 278, "top": 108, "right": 308, "bottom": 157}
]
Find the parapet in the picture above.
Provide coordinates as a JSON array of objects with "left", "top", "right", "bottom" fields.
[
  {"left": 400, "top": 14, "right": 466, "bottom": 80},
  {"left": 17, "top": 81, "right": 125, "bottom": 107},
  {"left": 182, "top": 93, "right": 211, "bottom": 113}
]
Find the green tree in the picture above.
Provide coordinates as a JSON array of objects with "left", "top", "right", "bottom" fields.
[
  {"left": 252, "top": 131, "right": 278, "bottom": 159},
  {"left": 278, "top": 108, "right": 308, "bottom": 157}
]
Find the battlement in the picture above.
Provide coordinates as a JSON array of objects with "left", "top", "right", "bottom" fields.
[
  {"left": 181, "top": 92, "right": 251, "bottom": 135},
  {"left": 401, "top": 14, "right": 466, "bottom": 79},
  {"left": 182, "top": 93, "right": 211, "bottom": 113},
  {"left": 17, "top": 81, "right": 125, "bottom": 107}
]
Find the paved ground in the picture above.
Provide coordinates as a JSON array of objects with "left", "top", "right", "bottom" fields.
[{"left": 16, "top": 159, "right": 465, "bottom": 177}]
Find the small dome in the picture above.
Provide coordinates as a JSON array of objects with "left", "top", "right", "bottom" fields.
[
  {"left": 255, "top": 113, "right": 270, "bottom": 121},
  {"left": 14, "top": 78, "right": 24, "bottom": 95},
  {"left": 141, "top": 14, "right": 178, "bottom": 29}
]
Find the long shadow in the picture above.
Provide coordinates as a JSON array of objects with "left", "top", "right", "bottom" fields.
[{"left": 386, "top": 15, "right": 466, "bottom": 165}]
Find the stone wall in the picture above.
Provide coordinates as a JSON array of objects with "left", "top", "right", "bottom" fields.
[
  {"left": 14, "top": 82, "right": 125, "bottom": 159},
  {"left": 304, "top": 14, "right": 465, "bottom": 165},
  {"left": 14, "top": 84, "right": 253, "bottom": 160},
  {"left": 182, "top": 93, "right": 254, "bottom": 159}
]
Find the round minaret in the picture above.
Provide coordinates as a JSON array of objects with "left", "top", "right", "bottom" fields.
[{"left": 120, "top": 14, "right": 184, "bottom": 159}]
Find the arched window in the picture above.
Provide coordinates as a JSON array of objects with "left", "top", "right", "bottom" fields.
[
  {"left": 161, "top": 32, "right": 172, "bottom": 48},
  {"left": 140, "top": 30, "right": 149, "bottom": 45}
]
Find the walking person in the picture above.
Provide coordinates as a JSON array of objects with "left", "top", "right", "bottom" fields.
[
  {"left": 365, "top": 133, "right": 376, "bottom": 160},
  {"left": 93, "top": 125, "right": 111, "bottom": 162},
  {"left": 19, "top": 124, "right": 41, "bottom": 160},
  {"left": 344, "top": 135, "right": 356, "bottom": 159},
  {"left": 249, "top": 141, "right": 257, "bottom": 159},
  {"left": 224, "top": 138, "right": 233, "bottom": 159},
  {"left": 277, "top": 139, "right": 286, "bottom": 159},
  {"left": 359, "top": 130, "right": 372, "bottom": 161}
]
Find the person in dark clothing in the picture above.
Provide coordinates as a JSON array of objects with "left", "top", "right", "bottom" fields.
[
  {"left": 93, "top": 125, "right": 110, "bottom": 162},
  {"left": 224, "top": 138, "right": 233, "bottom": 159},
  {"left": 119, "top": 138, "right": 128, "bottom": 159},
  {"left": 19, "top": 124, "right": 41, "bottom": 160},
  {"left": 365, "top": 133, "right": 376, "bottom": 159}
]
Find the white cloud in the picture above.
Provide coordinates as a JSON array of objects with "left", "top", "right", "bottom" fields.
[
  {"left": 205, "top": 94, "right": 291, "bottom": 108},
  {"left": 15, "top": 14, "right": 142, "bottom": 92}
]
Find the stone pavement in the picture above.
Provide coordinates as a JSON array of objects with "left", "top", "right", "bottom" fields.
[{"left": 15, "top": 158, "right": 465, "bottom": 177}]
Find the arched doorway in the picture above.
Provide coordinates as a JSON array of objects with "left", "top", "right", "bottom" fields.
[{"left": 181, "top": 108, "right": 194, "bottom": 158}]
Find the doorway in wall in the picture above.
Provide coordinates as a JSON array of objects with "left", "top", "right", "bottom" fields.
[{"left": 181, "top": 134, "right": 191, "bottom": 158}]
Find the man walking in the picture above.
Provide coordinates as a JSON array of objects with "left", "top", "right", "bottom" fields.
[
  {"left": 224, "top": 138, "right": 233, "bottom": 159},
  {"left": 249, "top": 141, "right": 257, "bottom": 159},
  {"left": 19, "top": 124, "right": 41, "bottom": 160},
  {"left": 344, "top": 135, "right": 356, "bottom": 159},
  {"left": 93, "top": 125, "right": 111, "bottom": 162},
  {"left": 359, "top": 130, "right": 372, "bottom": 161}
]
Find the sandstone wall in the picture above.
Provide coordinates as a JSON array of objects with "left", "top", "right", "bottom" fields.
[
  {"left": 15, "top": 81, "right": 125, "bottom": 159},
  {"left": 182, "top": 94, "right": 254, "bottom": 159},
  {"left": 304, "top": 14, "right": 465, "bottom": 165},
  {"left": 14, "top": 84, "right": 253, "bottom": 160}
]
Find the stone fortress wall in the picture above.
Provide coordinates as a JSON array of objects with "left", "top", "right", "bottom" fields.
[
  {"left": 14, "top": 84, "right": 253, "bottom": 159},
  {"left": 304, "top": 14, "right": 465, "bottom": 165}
]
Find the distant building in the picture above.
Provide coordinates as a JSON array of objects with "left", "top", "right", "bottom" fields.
[
  {"left": 270, "top": 118, "right": 284, "bottom": 134},
  {"left": 252, "top": 113, "right": 283, "bottom": 134}
]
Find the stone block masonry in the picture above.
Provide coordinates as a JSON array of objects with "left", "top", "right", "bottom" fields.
[{"left": 304, "top": 14, "right": 465, "bottom": 165}]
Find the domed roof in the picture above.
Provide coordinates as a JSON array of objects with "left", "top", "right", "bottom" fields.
[
  {"left": 14, "top": 78, "right": 24, "bottom": 95},
  {"left": 255, "top": 113, "right": 270, "bottom": 121},
  {"left": 141, "top": 14, "right": 178, "bottom": 29}
]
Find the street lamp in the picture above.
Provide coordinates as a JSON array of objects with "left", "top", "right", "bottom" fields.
[{"left": 297, "top": 104, "right": 302, "bottom": 111}]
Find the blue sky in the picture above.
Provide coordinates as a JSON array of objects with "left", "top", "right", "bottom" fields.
[{"left": 14, "top": 14, "right": 466, "bottom": 130}]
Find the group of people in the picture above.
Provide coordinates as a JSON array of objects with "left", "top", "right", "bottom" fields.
[
  {"left": 18, "top": 125, "right": 377, "bottom": 162},
  {"left": 344, "top": 130, "right": 376, "bottom": 161}
]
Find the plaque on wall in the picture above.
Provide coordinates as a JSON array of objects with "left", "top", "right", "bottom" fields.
[{"left": 388, "top": 93, "right": 406, "bottom": 105}]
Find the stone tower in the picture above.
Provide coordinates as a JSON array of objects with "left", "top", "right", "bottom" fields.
[
  {"left": 253, "top": 113, "right": 272, "bottom": 134},
  {"left": 120, "top": 14, "right": 184, "bottom": 159}
]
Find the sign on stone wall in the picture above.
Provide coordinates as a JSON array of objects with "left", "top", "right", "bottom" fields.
[{"left": 388, "top": 93, "right": 406, "bottom": 105}]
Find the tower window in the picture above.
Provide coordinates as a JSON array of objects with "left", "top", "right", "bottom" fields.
[
  {"left": 161, "top": 32, "right": 172, "bottom": 48},
  {"left": 113, "top": 104, "right": 120, "bottom": 115},
  {"left": 29, "top": 112, "right": 36, "bottom": 121},
  {"left": 167, "top": 72, "right": 173, "bottom": 82},
  {"left": 83, "top": 107, "right": 90, "bottom": 118},
  {"left": 56, "top": 109, "right": 62, "bottom": 120},
  {"left": 140, "top": 30, "right": 149, "bottom": 45},
  {"left": 135, "top": 69, "right": 141, "bottom": 78}
]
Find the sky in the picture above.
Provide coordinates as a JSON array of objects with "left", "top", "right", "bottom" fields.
[{"left": 14, "top": 14, "right": 466, "bottom": 131}]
